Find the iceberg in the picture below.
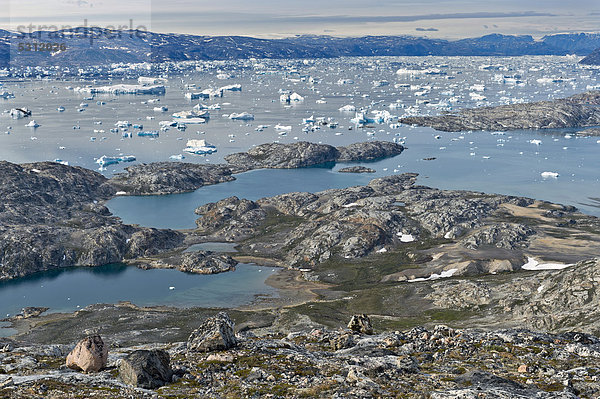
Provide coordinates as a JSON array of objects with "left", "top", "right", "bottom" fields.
[
  {"left": 185, "top": 92, "right": 209, "bottom": 100},
  {"left": 96, "top": 155, "right": 136, "bottom": 168},
  {"left": 153, "top": 106, "right": 168, "bottom": 112},
  {"left": 229, "top": 112, "right": 254, "bottom": 120},
  {"left": 183, "top": 139, "right": 217, "bottom": 155},
  {"left": 75, "top": 85, "right": 166, "bottom": 95},
  {"left": 137, "top": 131, "right": 160, "bottom": 137},
  {"left": 221, "top": 84, "right": 242, "bottom": 91},
  {"left": 541, "top": 171, "right": 559, "bottom": 179},
  {"left": 25, "top": 120, "right": 40, "bottom": 128},
  {"left": 0, "top": 91, "right": 15, "bottom": 99},
  {"left": 10, "top": 108, "right": 31, "bottom": 119},
  {"left": 339, "top": 104, "right": 356, "bottom": 112},
  {"left": 172, "top": 109, "right": 210, "bottom": 119},
  {"left": 290, "top": 92, "right": 304, "bottom": 102},
  {"left": 138, "top": 77, "right": 166, "bottom": 85}
]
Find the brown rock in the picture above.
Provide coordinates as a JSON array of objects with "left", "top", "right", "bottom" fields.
[
  {"left": 518, "top": 364, "right": 530, "bottom": 373},
  {"left": 66, "top": 335, "right": 108, "bottom": 372}
]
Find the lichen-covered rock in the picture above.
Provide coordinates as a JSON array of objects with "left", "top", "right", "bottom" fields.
[
  {"left": 187, "top": 312, "right": 237, "bottom": 352},
  {"left": 118, "top": 349, "right": 172, "bottom": 389},
  {"left": 65, "top": 335, "right": 108, "bottom": 372},
  {"left": 338, "top": 166, "right": 376, "bottom": 173},
  {"left": 348, "top": 314, "right": 373, "bottom": 335}
]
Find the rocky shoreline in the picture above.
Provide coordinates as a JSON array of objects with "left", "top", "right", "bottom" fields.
[
  {"left": 400, "top": 91, "right": 600, "bottom": 132},
  {"left": 0, "top": 141, "right": 403, "bottom": 280}
]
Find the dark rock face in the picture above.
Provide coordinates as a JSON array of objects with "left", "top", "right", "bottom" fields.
[
  {"left": 225, "top": 142, "right": 340, "bottom": 170},
  {"left": 580, "top": 47, "right": 600, "bottom": 65},
  {"left": 224, "top": 141, "right": 404, "bottom": 171},
  {"left": 119, "top": 349, "right": 173, "bottom": 389},
  {"left": 336, "top": 141, "right": 404, "bottom": 162},
  {"left": 401, "top": 91, "right": 600, "bottom": 132},
  {"left": 338, "top": 166, "right": 376, "bottom": 173},
  {"left": 110, "top": 162, "right": 235, "bottom": 195},
  {"left": 0, "top": 161, "right": 183, "bottom": 280},
  {"left": 187, "top": 312, "right": 237, "bottom": 352}
]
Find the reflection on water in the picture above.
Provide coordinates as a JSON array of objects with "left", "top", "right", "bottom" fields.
[{"left": 0, "top": 263, "right": 278, "bottom": 319}]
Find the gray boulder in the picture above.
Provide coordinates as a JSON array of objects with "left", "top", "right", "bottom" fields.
[
  {"left": 119, "top": 349, "right": 173, "bottom": 389},
  {"left": 187, "top": 312, "right": 237, "bottom": 352}
]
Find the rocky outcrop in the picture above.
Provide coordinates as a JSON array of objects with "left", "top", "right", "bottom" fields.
[
  {"left": 336, "top": 141, "right": 404, "bottom": 162},
  {"left": 347, "top": 314, "right": 374, "bottom": 334},
  {"left": 224, "top": 141, "right": 404, "bottom": 171},
  {"left": 426, "top": 258, "right": 600, "bottom": 332},
  {"left": 400, "top": 91, "right": 600, "bottom": 131},
  {"left": 0, "top": 161, "right": 184, "bottom": 280},
  {"left": 577, "top": 127, "right": 600, "bottom": 136},
  {"left": 110, "top": 162, "right": 235, "bottom": 195},
  {"left": 107, "top": 141, "right": 403, "bottom": 196},
  {"left": 580, "top": 47, "right": 600, "bottom": 65},
  {"left": 338, "top": 166, "right": 376, "bottom": 173},
  {"left": 187, "top": 312, "right": 237, "bottom": 352},
  {"left": 127, "top": 250, "right": 238, "bottom": 275},
  {"left": 4, "top": 323, "right": 599, "bottom": 397},
  {"left": 65, "top": 335, "right": 108, "bottom": 373},
  {"left": 118, "top": 349, "right": 172, "bottom": 389},
  {"left": 193, "top": 173, "right": 600, "bottom": 279}
]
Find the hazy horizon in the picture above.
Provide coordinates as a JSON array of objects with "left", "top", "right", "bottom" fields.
[{"left": 0, "top": 0, "right": 599, "bottom": 39}]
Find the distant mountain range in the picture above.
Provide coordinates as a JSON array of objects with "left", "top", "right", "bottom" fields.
[{"left": 1, "top": 29, "right": 600, "bottom": 69}]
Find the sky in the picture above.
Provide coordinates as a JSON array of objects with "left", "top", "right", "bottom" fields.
[{"left": 0, "top": 0, "right": 599, "bottom": 38}]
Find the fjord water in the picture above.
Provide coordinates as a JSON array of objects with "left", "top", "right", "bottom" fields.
[
  {"left": 0, "top": 263, "right": 277, "bottom": 321},
  {"left": 1, "top": 55, "right": 600, "bottom": 319}
]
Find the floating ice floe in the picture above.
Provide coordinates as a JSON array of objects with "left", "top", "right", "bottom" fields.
[
  {"left": 138, "top": 77, "right": 166, "bottom": 85},
  {"left": 169, "top": 154, "right": 185, "bottom": 160},
  {"left": 183, "top": 139, "right": 217, "bottom": 155},
  {"left": 75, "top": 85, "right": 166, "bottom": 95},
  {"left": 153, "top": 106, "right": 168, "bottom": 112},
  {"left": 25, "top": 120, "right": 40, "bottom": 128},
  {"left": 10, "top": 108, "right": 31, "bottom": 119},
  {"left": 521, "top": 257, "right": 573, "bottom": 271},
  {"left": 408, "top": 269, "right": 458, "bottom": 283},
  {"left": 529, "top": 139, "right": 542, "bottom": 145},
  {"left": 541, "top": 171, "right": 559, "bottom": 179},
  {"left": 96, "top": 155, "right": 136, "bottom": 168},
  {"left": 185, "top": 92, "right": 208, "bottom": 100},
  {"left": 339, "top": 104, "right": 356, "bottom": 112},
  {"left": 275, "top": 124, "right": 292, "bottom": 131},
  {"left": 172, "top": 109, "right": 210, "bottom": 119},
  {"left": 0, "top": 91, "right": 15, "bottom": 99},
  {"left": 229, "top": 112, "right": 254, "bottom": 120}
]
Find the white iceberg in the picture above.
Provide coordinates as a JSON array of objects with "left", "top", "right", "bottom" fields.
[
  {"left": 541, "top": 171, "right": 559, "bottom": 179},
  {"left": 229, "top": 112, "right": 254, "bottom": 120},
  {"left": 183, "top": 139, "right": 217, "bottom": 155}
]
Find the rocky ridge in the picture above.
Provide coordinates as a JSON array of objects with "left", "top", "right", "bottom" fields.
[
  {"left": 109, "top": 141, "right": 403, "bottom": 195},
  {"left": 0, "top": 141, "right": 404, "bottom": 280},
  {"left": 400, "top": 91, "right": 600, "bottom": 132},
  {"left": 0, "top": 161, "right": 183, "bottom": 280},
  {"left": 193, "top": 173, "right": 600, "bottom": 280}
]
